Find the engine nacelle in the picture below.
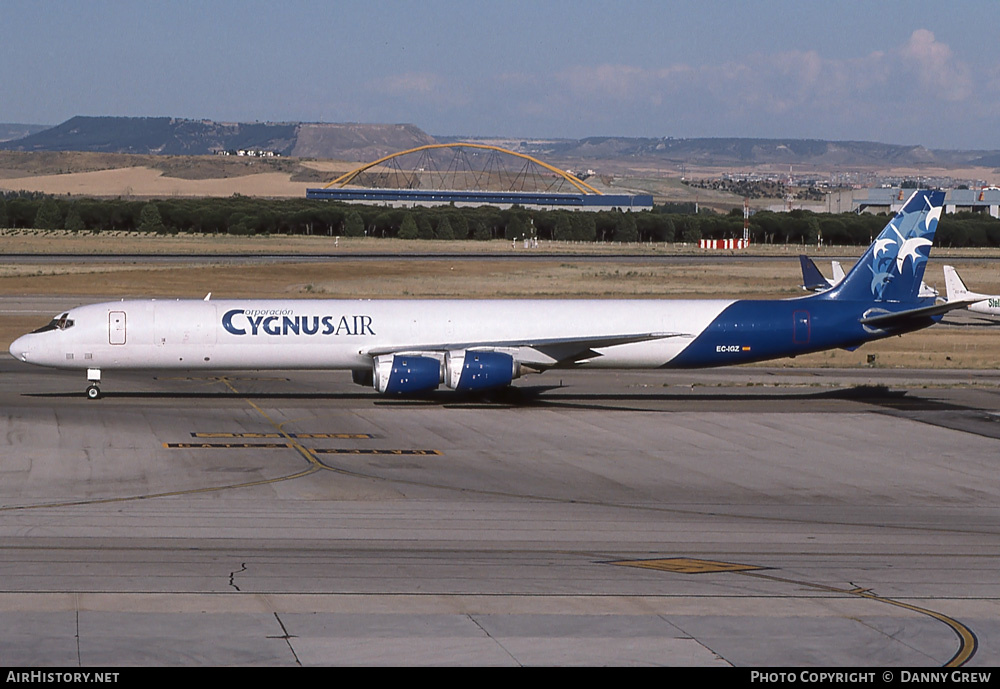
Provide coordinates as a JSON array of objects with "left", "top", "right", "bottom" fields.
[
  {"left": 445, "top": 350, "right": 520, "bottom": 391},
  {"left": 373, "top": 354, "right": 443, "bottom": 394}
]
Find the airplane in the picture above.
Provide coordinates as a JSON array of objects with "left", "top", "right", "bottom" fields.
[
  {"left": 799, "top": 255, "right": 937, "bottom": 298},
  {"left": 943, "top": 265, "right": 1000, "bottom": 316},
  {"left": 8, "top": 190, "right": 971, "bottom": 399}
]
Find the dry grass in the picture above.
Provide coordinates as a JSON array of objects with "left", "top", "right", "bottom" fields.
[{"left": 0, "top": 166, "right": 311, "bottom": 198}]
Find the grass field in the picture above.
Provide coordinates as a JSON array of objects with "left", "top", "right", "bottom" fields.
[{"left": 2, "top": 232, "right": 999, "bottom": 371}]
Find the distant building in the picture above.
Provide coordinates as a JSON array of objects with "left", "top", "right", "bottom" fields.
[
  {"left": 853, "top": 188, "right": 1000, "bottom": 218},
  {"left": 214, "top": 149, "right": 281, "bottom": 157},
  {"left": 306, "top": 187, "right": 653, "bottom": 212}
]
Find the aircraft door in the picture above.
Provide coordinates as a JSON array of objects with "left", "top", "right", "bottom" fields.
[
  {"left": 109, "top": 311, "right": 126, "bottom": 345},
  {"left": 792, "top": 310, "right": 810, "bottom": 345}
]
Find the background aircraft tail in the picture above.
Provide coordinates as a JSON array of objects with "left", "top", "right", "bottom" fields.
[
  {"left": 827, "top": 190, "right": 944, "bottom": 304},
  {"left": 943, "top": 265, "right": 978, "bottom": 302},
  {"left": 831, "top": 261, "right": 845, "bottom": 284},
  {"left": 799, "top": 255, "right": 832, "bottom": 291}
]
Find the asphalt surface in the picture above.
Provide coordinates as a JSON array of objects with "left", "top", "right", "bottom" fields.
[{"left": 1, "top": 357, "right": 999, "bottom": 666}]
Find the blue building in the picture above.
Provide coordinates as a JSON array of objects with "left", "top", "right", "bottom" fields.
[{"left": 306, "top": 187, "right": 653, "bottom": 212}]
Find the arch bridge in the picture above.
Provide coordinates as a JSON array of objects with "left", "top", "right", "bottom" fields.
[{"left": 306, "top": 142, "right": 652, "bottom": 211}]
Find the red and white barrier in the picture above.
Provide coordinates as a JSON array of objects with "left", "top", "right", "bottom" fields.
[{"left": 699, "top": 238, "right": 750, "bottom": 249}]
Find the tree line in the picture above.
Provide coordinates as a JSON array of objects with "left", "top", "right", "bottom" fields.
[{"left": 1, "top": 191, "right": 999, "bottom": 247}]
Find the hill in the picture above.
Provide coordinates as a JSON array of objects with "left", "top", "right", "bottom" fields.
[
  {"left": 0, "top": 123, "right": 50, "bottom": 143},
  {"left": 6, "top": 116, "right": 999, "bottom": 172},
  {"left": 501, "top": 136, "right": 998, "bottom": 170},
  {"left": 0, "top": 116, "right": 435, "bottom": 160}
]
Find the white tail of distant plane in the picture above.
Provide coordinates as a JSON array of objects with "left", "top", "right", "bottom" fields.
[
  {"left": 831, "top": 260, "right": 845, "bottom": 285},
  {"left": 943, "top": 265, "right": 1000, "bottom": 316}
]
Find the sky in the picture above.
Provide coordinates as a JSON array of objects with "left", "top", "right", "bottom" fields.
[{"left": 2, "top": 0, "right": 999, "bottom": 150}]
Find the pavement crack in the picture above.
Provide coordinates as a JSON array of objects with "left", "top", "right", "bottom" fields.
[
  {"left": 229, "top": 562, "right": 247, "bottom": 591},
  {"left": 468, "top": 614, "right": 521, "bottom": 666},
  {"left": 272, "top": 613, "right": 301, "bottom": 666}
]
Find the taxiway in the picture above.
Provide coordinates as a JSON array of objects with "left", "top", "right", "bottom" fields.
[{"left": 1, "top": 359, "right": 998, "bottom": 666}]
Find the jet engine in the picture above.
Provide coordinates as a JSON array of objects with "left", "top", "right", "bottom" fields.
[
  {"left": 444, "top": 350, "right": 520, "bottom": 391},
  {"left": 372, "top": 354, "right": 443, "bottom": 394}
]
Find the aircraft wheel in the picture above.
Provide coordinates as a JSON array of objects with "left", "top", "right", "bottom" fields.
[{"left": 86, "top": 385, "right": 102, "bottom": 400}]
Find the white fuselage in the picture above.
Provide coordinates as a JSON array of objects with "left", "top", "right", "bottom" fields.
[
  {"left": 9, "top": 298, "right": 735, "bottom": 372},
  {"left": 963, "top": 294, "right": 1000, "bottom": 316}
]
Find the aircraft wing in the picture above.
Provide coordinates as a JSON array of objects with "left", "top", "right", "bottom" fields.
[{"left": 365, "top": 331, "right": 689, "bottom": 368}]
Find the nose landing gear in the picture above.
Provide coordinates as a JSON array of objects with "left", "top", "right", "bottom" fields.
[{"left": 86, "top": 368, "right": 102, "bottom": 400}]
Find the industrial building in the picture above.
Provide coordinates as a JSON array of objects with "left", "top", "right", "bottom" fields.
[
  {"left": 854, "top": 187, "right": 1000, "bottom": 217},
  {"left": 305, "top": 186, "right": 653, "bottom": 211}
]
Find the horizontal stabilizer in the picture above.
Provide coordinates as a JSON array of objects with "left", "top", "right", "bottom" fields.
[{"left": 859, "top": 299, "right": 982, "bottom": 329}]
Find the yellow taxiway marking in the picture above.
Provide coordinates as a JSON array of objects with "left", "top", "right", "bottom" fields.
[
  {"left": 155, "top": 376, "right": 290, "bottom": 382},
  {"left": 165, "top": 442, "right": 293, "bottom": 449},
  {"left": 741, "top": 569, "right": 978, "bottom": 668},
  {"left": 165, "top": 443, "right": 440, "bottom": 455},
  {"left": 611, "top": 557, "right": 977, "bottom": 668},
  {"left": 612, "top": 557, "right": 762, "bottom": 574},
  {"left": 0, "top": 468, "right": 318, "bottom": 513},
  {"left": 191, "top": 432, "right": 376, "bottom": 439},
  {"left": 214, "top": 377, "right": 324, "bottom": 470},
  {"left": 312, "top": 448, "right": 441, "bottom": 455}
]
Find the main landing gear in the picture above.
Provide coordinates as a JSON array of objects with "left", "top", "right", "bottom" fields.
[{"left": 86, "top": 368, "right": 102, "bottom": 400}]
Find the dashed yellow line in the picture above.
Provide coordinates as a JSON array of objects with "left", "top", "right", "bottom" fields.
[
  {"left": 164, "top": 443, "right": 441, "bottom": 455},
  {"left": 192, "top": 432, "right": 376, "bottom": 439},
  {"left": 312, "top": 448, "right": 441, "bottom": 455}
]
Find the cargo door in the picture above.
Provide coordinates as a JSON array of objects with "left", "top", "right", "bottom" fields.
[
  {"left": 109, "top": 311, "right": 126, "bottom": 345},
  {"left": 792, "top": 310, "right": 810, "bottom": 345}
]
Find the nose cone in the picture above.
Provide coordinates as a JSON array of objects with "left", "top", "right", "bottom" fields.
[{"left": 9, "top": 333, "right": 32, "bottom": 362}]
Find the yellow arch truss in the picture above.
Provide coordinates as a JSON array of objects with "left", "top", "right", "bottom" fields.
[{"left": 323, "top": 142, "right": 602, "bottom": 195}]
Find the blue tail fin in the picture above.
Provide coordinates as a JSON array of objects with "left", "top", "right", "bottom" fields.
[
  {"left": 799, "top": 255, "right": 832, "bottom": 291},
  {"left": 827, "top": 190, "right": 944, "bottom": 303}
]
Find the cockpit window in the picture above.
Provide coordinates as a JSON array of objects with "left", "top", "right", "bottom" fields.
[{"left": 31, "top": 312, "right": 75, "bottom": 334}]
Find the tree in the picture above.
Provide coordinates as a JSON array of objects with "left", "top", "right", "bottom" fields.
[
  {"left": 554, "top": 213, "right": 572, "bottom": 240},
  {"left": 660, "top": 217, "right": 675, "bottom": 242},
  {"left": 0, "top": 200, "right": 7, "bottom": 228},
  {"left": 373, "top": 211, "right": 395, "bottom": 237},
  {"left": 33, "top": 198, "right": 63, "bottom": 230},
  {"left": 227, "top": 212, "right": 255, "bottom": 235},
  {"left": 343, "top": 210, "right": 364, "bottom": 237},
  {"left": 398, "top": 214, "right": 418, "bottom": 239},
  {"left": 678, "top": 216, "right": 702, "bottom": 244},
  {"left": 505, "top": 213, "right": 527, "bottom": 240},
  {"left": 450, "top": 214, "right": 469, "bottom": 239},
  {"left": 416, "top": 214, "right": 434, "bottom": 240},
  {"left": 64, "top": 206, "right": 85, "bottom": 232},
  {"left": 435, "top": 216, "right": 455, "bottom": 240},
  {"left": 137, "top": 202, "right": 166, "bottom": 233},
  {"left": 470, "top": 217, "right": 491, "bottom": 240},
  {"left": 615, "top": 213, "right": 638, "bottom": 243},
  {"left": 571, "top": 213, "right": 596, "bottom": 242}
]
